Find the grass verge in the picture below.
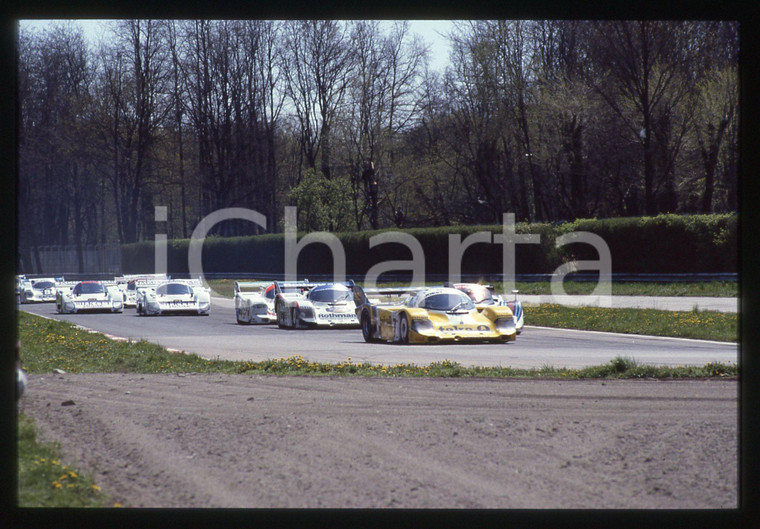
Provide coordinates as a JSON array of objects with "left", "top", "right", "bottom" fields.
[
  {"left": 17, "top": 414, "right": 115, "bottom": 507},
  {"left": 206, "top": 279, "right": 738, "bottom": 298},
  {"left": 526, "top": 304, "right": 737, "bottom": 342}
]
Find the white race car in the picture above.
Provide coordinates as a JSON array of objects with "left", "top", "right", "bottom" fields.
[
  {"left": 56, "top": 281, "right": 124, "bottom": 313},
  {"left": 115, "top": 274, "right": 170, "bottom": 307},
  {"left": 18, "top": 276, "right": 62, "bottom": 303},
  {"left": 449, "top": 283, "right": 524, "bottom": 334},
  {"left": 136, "top": 278, "right": 211, "bottom": 316},
  {"left": 234, "top": 281, "right": 294, "bottom": 324},
  {"left": 274, "top": 280, "right": 360, "bottom": 329}
]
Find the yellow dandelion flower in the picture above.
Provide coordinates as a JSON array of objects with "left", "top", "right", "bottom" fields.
[
  {"left": 52, "top": 481, "right": 62, "bottom": 489},
  {"left": 68, "top": 471, "right": 78, "bottom": 479},
  {"left": 52, "top": 460, "right": 60, "bottom": 465},
  {"left": 67, "top": 484, "right": 75, "bottom": 489},
  {"left": 113, "top": 503, "right": 123, "bottom": 508},
  {"left": 91, "top": 484, "right": 101, "bottom": 492}
]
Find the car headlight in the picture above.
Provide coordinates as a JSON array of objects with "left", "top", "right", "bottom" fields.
[
  {"left": 300, "top": 307, "right": 315, "bottom": 320},
  {"left": 411, "top": 319, "right": 433, "bottom": 332},
  {"left": 495, "top": 318, "right": 516, "bottom": 333}
]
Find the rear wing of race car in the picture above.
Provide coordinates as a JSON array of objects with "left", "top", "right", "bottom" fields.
[
  {"left": 134, "top": 278, "right": 174, "bottom": 294},
  {"left": 134, "top": 277, "right": 208, "bottom": 294},
  {"left": 116, "top": 274, "right": 170, "bottom": 288},
  {"left": 353, "top": 285, "right": 427, "bottom": 307},
  {"left": 272, "top": 279, "right": 314, "bottom": 296},
  {"left": 274, "top": 279, "right": 355, "bottom": 296},
  {"left": 176, "top": 278, "right": 209, "bottom": 292},
  {"left": 234, "top": 281, "right": 276, "bottom": 294},
  {"left": 54, "top": 280, "right": 80, "bottom": 294},
  {"left": 55, "top": 280, "right": 119, "bottom": 294}
]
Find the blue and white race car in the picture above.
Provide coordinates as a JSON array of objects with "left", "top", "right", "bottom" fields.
[
  {"left": 135, "top": 278, "right": 211, "bottom": 316},
  {"left": 449, "top": 283, "right": 524, "bottom": 334},
  {"left": 274, "top": 281, "right": 360, "bottom": 329},
  {"left": 56, "top": 281, "right": 124, "bottom": 313}
]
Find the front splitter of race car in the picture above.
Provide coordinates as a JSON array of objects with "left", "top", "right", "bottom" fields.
[
  {"left": 143, "top": 301, "right": 210, "bottom": 316},
  {"left": 407, "top": 325, "right": 516, "bottom": 344},
  {"left": 60, "top": 300, "right": 124, "bottom": 313}
]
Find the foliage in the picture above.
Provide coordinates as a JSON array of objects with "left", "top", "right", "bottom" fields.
[
  {"left": 287, "top": 169, "right": 354, "bottom": 232},
  {"left": 17, "top": 20, "right": 738, "bottom": 262},
  {"left": 122, "top": 213, "right": 737, "bottom": 275}
]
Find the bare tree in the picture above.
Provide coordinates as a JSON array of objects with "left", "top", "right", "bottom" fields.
[
  {"left": 586, "top": 21, "right": 699, "bottom": 215},
  {"left": 282, "top": 20, "right": 354, "bottom": 180}
]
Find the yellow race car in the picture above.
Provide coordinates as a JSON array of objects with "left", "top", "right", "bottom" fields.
[{"left": 354, "top": 286, "right": 517, "bottom": 344}]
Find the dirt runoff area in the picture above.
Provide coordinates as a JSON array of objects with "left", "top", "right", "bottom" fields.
[{"left": 19, "top": 373, "right": 737, "bottom": 509}]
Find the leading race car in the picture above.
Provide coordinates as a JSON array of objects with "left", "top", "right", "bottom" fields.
[
  {"left": 17, "top": 276, "right": 63, "bottom": 303},
  {"left": 135, "top": 278, "right": 211, "bottom": 316},
  {"left": 234, "top": 281, "right": 278, "bottom": 324},
  {"left": 56, "top": 280, "right": 124, "bottom": 313},
  {"left": 448, "top": 283, "right": 524, "bottom": 334},
  {"left": 355, "top": 285, "right": 517, "bottom": 344},
  {"left": 274, "top": 280, "right": 360, "bottom": 329}
]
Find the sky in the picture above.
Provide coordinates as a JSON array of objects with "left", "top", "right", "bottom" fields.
[{"left": 17, "top": 19, "right": 455, "bottom": 74}]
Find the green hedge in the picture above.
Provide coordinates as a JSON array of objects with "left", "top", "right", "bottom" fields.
[{"left": 121, "top": 213, "right": 737, "bottom": 276}]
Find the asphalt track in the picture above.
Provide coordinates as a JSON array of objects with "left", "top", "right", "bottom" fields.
[{"left": 20, "top": 297, "right": 737, "bottom": 369}]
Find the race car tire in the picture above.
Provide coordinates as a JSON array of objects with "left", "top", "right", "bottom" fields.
[
  {"left": 276, "top": 302, "right": 288, "bottom": 328},
  {"left": 361, "top": 310, "right": 376, "bottom": 343},
  {"left": 398, "top": 313, "right": 410, "bottom": 344},
  {"left": 236, "top": 309, "right": 248, "bottom": 325}
]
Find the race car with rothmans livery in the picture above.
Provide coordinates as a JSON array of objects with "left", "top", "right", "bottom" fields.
[
  {"left": 447, "top": 283, "right": 524, "bottom": 335},
  {"left": 274, "top": 280, "right": 360, "bottom": 329},
  {"left": 18, "top": 276, "right": 63, "bottom": 303},
  {"left": 135, "top": 278, "right": 211, "bottom": 316},
  {"left": 115, "top": 274, "right": 170, "bottom": 307},
  {"left": 234, "top": 281, "right": 278, "bottom": 324},
  {"left": 355, "top": 285, "right": 517, "bottom": 344},
  {"left": 56, "top": 281, "right": 124, "bottom": 313}
]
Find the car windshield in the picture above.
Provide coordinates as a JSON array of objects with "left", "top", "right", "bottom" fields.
[
  {"left": 460, "top": 285, "right": 494, "bottom": 304},
  {"left": 421, "top": 292, "right": 474, "bottom": 311},
  {"left": 157, "top": 283, "right": 191, "bottom": 296},
  {"left": 33, "top": 281, "right": 55, "bottom": 290},
  {"left": 309, "top": 287, "right": 351, "bottom": 303},
  {"left": 75, "top": 283, "right": 105, "bottom": 295},
  {"left": 265, "top": 287, "right": 275, "bottom": 299}
]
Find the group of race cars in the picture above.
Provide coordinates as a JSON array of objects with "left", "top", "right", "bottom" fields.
[
  {"left": 16, "top": 274, "right": 211, "bottom": 316},
  {"left": 17, "top": 274, "right": 525, "bottom": 344},
  {"left": 235, "top": 280, "right": 524, "bottom": 344}
]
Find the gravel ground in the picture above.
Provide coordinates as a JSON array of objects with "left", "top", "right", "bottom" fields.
[{"left": 19, "top": 373, "right": 738, "bottom": 509}]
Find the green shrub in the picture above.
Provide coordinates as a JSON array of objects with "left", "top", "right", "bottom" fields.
[{"left": 121, "top": 213, "right": 737, "bottom": 275}]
